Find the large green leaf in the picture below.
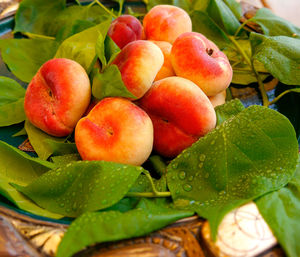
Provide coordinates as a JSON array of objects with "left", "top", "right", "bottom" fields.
[
  {"left": 0, "top": 141, "right": 62, "bottom": 219},
  {"left": 250, "top": 33, "right": 300, "bottom": 85},
  {"left": 24, "top": 120, "right": 66, "bottom": 160},
  {"left": 0, "top": 77, "right": 26, "bottom": 126},
  {"left": 56, "top": 198, "right": 193, "bottom": 257},
  {"left": 14, "top": 0, "right": 66, "bottom": 36},
  {"left": 214, "top": 99, "right": 245, "bottom": 126},
  {"left": 255, "top": 161, "right": 300, "bottom": 257},
  {"left": 167, "top": 106, "right": 299, "bottom": 239},
  {"left": 251, "top": 8, "right": 300, "bottom": 38},
  {"left": 206, "top": 0, "right": 240, "bottom": 35},
  {"left": 92, "top": 65, "right": 136, "bottom": 100},
  {"left": 13, "top": 161, "right": 144, "bottom": 217},
  {"left": 0, "top": 38, "right": 59, "bottom": 83},
  {"left": 223, "top": 0, "right": 242, "bottom": 20},
  {"left": 54, "top": 5, "right": 111, "bottom": 41},
  {"left": 190, "top": 11, "right": 231, "bottom": 50},
  {"left": 55, "top": 20, "right": 112, "bottom": 72}
]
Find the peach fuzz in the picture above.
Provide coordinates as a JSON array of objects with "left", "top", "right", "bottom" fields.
[
  {"left": 151, "top": 41, "right": 175, "bottom": 81},
  {"left": 171, "top": 32, "right": 233, "bottom": 96},
  {"left": 75, "top": 97, "right": 154, "bottom": 166},
  {"left": 107, "top": 15, "right": 143, "bottom": 49},
  {"left": 138, "top": 77, "right": 216, "bottom": 158},
  {"left": 143, "top": 5, "right": 192, "bottom": 44},
  {"left": 112, "top": 40, "right": 164, "bottom": 99},
  {"left": 209, "top": 90, "right": 226, "bottom": 107},
  {"left": 24, "top": 58, "right": 91, "bottom": 137}
]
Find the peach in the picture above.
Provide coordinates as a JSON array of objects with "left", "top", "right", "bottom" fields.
[
  {"left": 24, "top": 58, "right": 91, "bottom": 137},
  {"left": 138, "top": 77, "right": 216, "bottom": 158},
  {"left": 143, "top": 5, "right": 192, "bottom": 44},
  {"left": 112, "top": 40, "right": 164, "bottom": 99},
  {"left": 151, "top": 41, "right": 175, "bottom": 81},
  {"left": 171, "top": 32, "right": 233, "bottom": 96},
  {"left": 75, "top": 97, "right": 153, "bottom": 166},
  {"left": 209, "top": 90, "right": 227, "bottom": 107},
  {"left": 107, "top": 15, "right": 143, "bottom": 49}
]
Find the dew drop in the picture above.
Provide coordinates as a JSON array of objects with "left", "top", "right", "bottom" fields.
[
  {"left": 267, "top": 169, "right": 272, "bottom": 173},
  {"left": 188, "top": 176, "right": 194, "bottom": 182},
  {"left": 138, "top": 181, "right": 143, "bottom": 185},
  {"left": 102, "top": 199, "right": 108, "bottom": 205},
  {"left": 219, "top": 190, "right": 226, "bottom": 196},
  {"left": 204, "top": 173, "right": 209, "bottom": 179},
  {"left": 172, "top": 163, "right": 178, "bottom": 169},
  {"left": 178, "top": 171, "right": 186, "bottom": 180},
  {"left": 198, "top": 163, "right": 203, "bottom": 168},
  {"left": 60, "top": 203, "right": 65, "bottom": 207},
  {"left": 199, "top": 154, "right": 206, "bottom": 162},
  {"left": 171, "top": 176, "right": 176, "bottom": 180},
  {"left": 183, "top": 184, "right": 192, "bottom": 192}
]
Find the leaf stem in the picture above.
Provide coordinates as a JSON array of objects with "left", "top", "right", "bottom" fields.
[
  {"left": 143, "top": 170, "right": 159, "bottom": 195},
  {"left": 148, "top": 155, "right": 167, "bottom": 176},
  {"left": 118, "top": 0, "right": 124, "bottom": 16},
  {"left": 126, "top": 191, "right": 171, "bottom": 198},
  {"left": 251, "top": 61, "right": 270, "bottom": 106},
  {"left": 95, "top": 0, "right": 117, "bottom": 18},
  {"left": 234, "top": 19, "right": 250, "bottom": 38},
  {"left": 268, "top": 89, "right": 300, "bottom": 106},
  {"left": 228, "top": 36, "right": 251, "bottom": 67},
  {"left": 228, "top": 36, "right": 270, "bottom": 106}
]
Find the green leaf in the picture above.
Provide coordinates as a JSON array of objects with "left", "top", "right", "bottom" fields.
[
  {"left": 190, "top": 0, "right": 210, "bottom": 12},
  {"left": 250, "top": 33, "right": 300, "bottom": 85},
  {"left": 190, "top": 11, "right": 232, "bottom": 49},
  {"left": 25, "top": 120, "right": 65, "bottom": 160},
  {"left": 214, "top": 99, "right": 245, "bottom": 125},
  {"left": 223, "top": 0, "right": 242, "bottom": 20},
  {"left": 55, "top": 5, "right": 111, "bottom": 41},
  {"left": 167, "top": 106, "right": 299, "bottom": 239},
  {"left": 206, "top": 0, "right": 241, "bottom": 35},
  {"left": 13, "top": 161, "right": 144, "bottom": 217},
  {"left": 55, "top": 20, "right": 112, "bottom": 72},
  {"left": 0, "top": 140, "right": 62, "bottom": 219},
  {"left": 92, "top": 65, "right": 136, "bottom": 100},
  {"left": 14, "top": 0, "right": 66, "bottom": 36},
  {"left": 45, "top": 140, "right": 78, "bottom": 156},
  {"left": 104, "top": 36, "right": 120, "bottom": 66},
  {"left": 51, "top": 154, "right": 81, "bottom": 166},
  {"left": 0, "top": 38, "right": 59, "bottom": 83},
  {"left": 255, "top": 161, "right": 300, "bottom": 257},
  {"left": 0, "top": 77, "right": 26, "bottom": 126},
  {"left": 251, "top": 8, "right": 300, "bottom": 38},
  {"left": 56, "top": 198, "right": 193, "bottom": 257}
]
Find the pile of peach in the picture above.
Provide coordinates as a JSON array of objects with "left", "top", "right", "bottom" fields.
[{"left": 24, "top": 5, "right": 233, "bottom": 166}]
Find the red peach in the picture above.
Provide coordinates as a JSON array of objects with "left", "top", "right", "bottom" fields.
[
  {"left": 151, "top": 41, "right": 176, "bottom": 81},
  {"left": 24, "top": 58, "right": 91, "bottom": 137},
  {"left": 138, "top": 76, "right": 216, "bottom": 158},
  {"left": 209, "top": 90, "right": 227, "bottom": 107},
  {"left": 75, "top": 97, "right": 153, "bottom": 165},
  {"left": 112, "top": 40, "right": 164, "bottom": 99},
  {"left": 143, "top": 5, "right": 192, "bottom": 44},
  {"left": 171, "top": 32, "right": 233, "bottom": 96},
  {"left": 108, "top": 15, "right": 143, "bottom": 49}
]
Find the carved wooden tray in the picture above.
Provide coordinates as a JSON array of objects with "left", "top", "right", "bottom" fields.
[{"left": 0, "top": 1, "right": 286, "bottom": 256}]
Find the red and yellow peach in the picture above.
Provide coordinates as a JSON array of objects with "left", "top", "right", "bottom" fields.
[
  {"left": 24, "top": 58, "right": 91, "bottom": 137},
  {"left": 107, "top": 15, "right": 143, "bottom": 49},
  {"left": 171, "top": 32, "right": 233, "bottom": 96},
  {"left": 75, "top": 97, "right": 153, "bottom": 166},
  {"left": 143, "top": 5, "right": 192, "bottom": 44},
  {"left": 139, "top": 76, "right": 216, "bottom": 158},
  {"left": 112, "top": 40, "right": 164, "bottom": 99}
]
